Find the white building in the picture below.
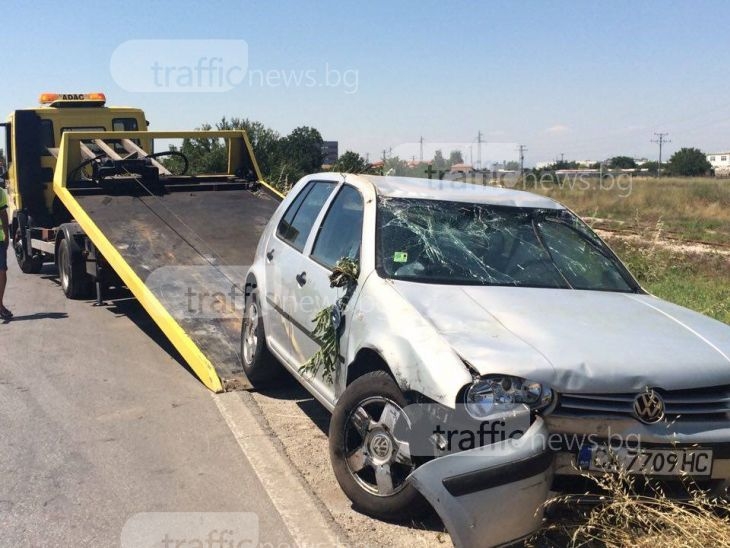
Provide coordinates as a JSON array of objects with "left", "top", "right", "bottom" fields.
[{"left": 707, "top": 151, "right": 730, "bottom": 176}]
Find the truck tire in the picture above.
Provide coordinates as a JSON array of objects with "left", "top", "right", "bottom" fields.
[
  {"left": 57, "top": 236, "right": 91, "bottom": 299},
  {"left": 240, "top": 289, "right": 283, "bottom": 385},
  {"left": 13, "top": 215, "right": 43, "bottom": 274},
  {"left": 329, "top": 371, "right": 428, "bottom": 521}
]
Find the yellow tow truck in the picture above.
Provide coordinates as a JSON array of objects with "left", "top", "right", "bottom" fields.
[{"left": 3, "top": 92, "right": 283, "bottom": 391}]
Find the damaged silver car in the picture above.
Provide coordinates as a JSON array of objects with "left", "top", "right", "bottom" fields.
[{"left": 241, "top": 173, "right": 730, "bottom": 545}]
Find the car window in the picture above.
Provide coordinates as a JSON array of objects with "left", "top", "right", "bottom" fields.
[
  {"left": 376, "top": 197, "right": 636, "bottom": 291},
  {"left": 276, "top": 181, "right": 336, "bottom": 251},
  {"left": 538, "top": 219, "right": 632, "bottom": 291},
  {"left": 311, "top": 185, "right": 364, "bottom": 269}
]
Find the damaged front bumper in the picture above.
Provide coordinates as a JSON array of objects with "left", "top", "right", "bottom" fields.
[{"left": 408, "top": 417, "right": 553, "bottom": 548}]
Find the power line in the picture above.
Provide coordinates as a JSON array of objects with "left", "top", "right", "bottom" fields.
[{"left": 651, "top": 132, "right": 671, "bottom": 178}]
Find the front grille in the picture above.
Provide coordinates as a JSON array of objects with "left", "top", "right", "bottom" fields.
[{"left": 557, "top": 385, "right": 730, "bottom": 421}]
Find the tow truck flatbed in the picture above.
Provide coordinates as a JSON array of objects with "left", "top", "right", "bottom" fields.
[
  {"left": 74, "top": 187, "right": 280, "bottom": 388},
  {"left": 51, "top": 131, "right": 283, "bottom": 391}
]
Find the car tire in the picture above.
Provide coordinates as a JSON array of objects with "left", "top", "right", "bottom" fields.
[
  {"left": 240, "top": 289, "right": 283, "bottom": 386},
  {"left": 329, "top": 370, "right": 428, "bottom": 521}
]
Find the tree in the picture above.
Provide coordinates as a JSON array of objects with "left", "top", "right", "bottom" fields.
[
  {"left": 448, "top": 150, "right": 464, "bottom": 166},
  {"left": 504, "top": 161, "right": 520, "bottom": 171},
  {"left": 216, "top": 117, "right": 281, "bottom": 177},
  {"left": 667, "top": 148, "right": 711, "bottom": 176},
  {"left": 609, "top": 156, "right": 637, "bottom": 169},
  {"left": 332, "top": 150, "right": 370, "bottom": 173},
  {"left": 640, "top": 161, "right": 659, "bottom": 175},
  {"left": 165, "top": 123, "right": 228, "bottom": 175},
  {"left": 278, "top": 126, "right": 324, "bottom": 175},
  {"left": 163, "top": 118, "right": 326, "bottom": 191},
  {"left": 384, "top": 156, "right": 409, "bottom": 176},
  {"left": 433, "top": 149, "right": 446, "bottom": 170},
  {"left": 551, "top": 160, "right": 580, "bottom": 170}
]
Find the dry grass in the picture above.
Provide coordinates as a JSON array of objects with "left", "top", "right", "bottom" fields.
[
  {"left": 516, "top": 180, "right": 730, "bottom": 546},
  {"left": 514, "top": 177, "right": 730, "bottom": 324},
  {"left": 535, "top": 472, "right": 730, "bottom": 548},
  {"left": 522, "top": 176, "right": 730, "bottom": 244}
]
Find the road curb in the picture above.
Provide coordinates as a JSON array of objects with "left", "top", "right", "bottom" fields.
[{"left": 213, "top": 391, "right": 348, "bottom": 547}]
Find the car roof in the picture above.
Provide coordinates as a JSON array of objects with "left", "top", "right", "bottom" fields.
[{"left": 342, "top": 174, "right": 564, "bottom": 210}]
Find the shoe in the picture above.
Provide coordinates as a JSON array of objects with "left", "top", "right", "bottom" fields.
[{"left": 0, "top": 308, "right": 12, "bottom": 319}]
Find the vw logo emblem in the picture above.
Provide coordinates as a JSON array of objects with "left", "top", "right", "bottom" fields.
[
  {"left": 633, "top": 389, "right": 665, "bottom": 424},
  {"left": 369, "top": 433, "right": 393, "bottom": 461}
]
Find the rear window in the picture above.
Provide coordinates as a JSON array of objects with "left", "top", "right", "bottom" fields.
[
  {"left": 276, "top": 181, "right": 336, "bottom": 251},
  {"left": 112, "top": 118, "right": 139, "bottom": 131}
]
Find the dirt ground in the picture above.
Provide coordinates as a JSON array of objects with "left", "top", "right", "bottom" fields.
[{"left": 246, "top": 380, "right": 454, "bottom": 548}]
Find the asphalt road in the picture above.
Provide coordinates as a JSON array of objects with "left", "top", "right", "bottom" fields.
[
  {"left": 0, "top": 259, "right": 302, "bottom": 547},
  {"left": 0, "top": 256, "right": 448, "bottom": 548}
]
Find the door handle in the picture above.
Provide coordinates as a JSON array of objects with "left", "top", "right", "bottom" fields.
[
  {"left": 266, "top": 249, "right": 275, "bottom": 261},
  {"left": 295, "top": 271, "right": 307, "bottom": 286}
]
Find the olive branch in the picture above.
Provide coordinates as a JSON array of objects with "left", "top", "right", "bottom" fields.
[{"left": 299, "top": 257, "right": 360, "bottom": 382}]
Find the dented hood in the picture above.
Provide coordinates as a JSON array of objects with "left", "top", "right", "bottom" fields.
[{"left": 393, "top": 282, "right": 730, "bottom": 392}]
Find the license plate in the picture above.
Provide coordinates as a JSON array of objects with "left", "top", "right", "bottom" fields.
[{"left": 578, "top": 445, "right": 713, "bottom": 476}]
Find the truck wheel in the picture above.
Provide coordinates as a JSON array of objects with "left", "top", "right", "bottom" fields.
[
  {"left": 329, "top": 371, "right": 428, "bottom": 521},
  {"left": 13, "top": 227, "right": 43, "bottom": 274},
  {"left": 240, "top": 289, "right": 283, "bottom": 385},
  {"left": 57, "top": 237, "right": 91, "bottom": 299}
]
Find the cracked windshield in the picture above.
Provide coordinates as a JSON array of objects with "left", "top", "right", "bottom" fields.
[{"left": 377, "top": 197, "right": 635, "bottom": 291}]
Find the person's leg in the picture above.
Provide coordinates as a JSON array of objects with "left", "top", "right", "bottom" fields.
[
  {"left": 0, "top": 270, "right": 5, "bottom": 309},
  {"left": 0, "top": 241, "right": 9, "bottom": 316}
]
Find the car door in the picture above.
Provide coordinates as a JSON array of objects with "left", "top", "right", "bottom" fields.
[
  {"left": 288, "top": 184, "right": 364, "bottom": 405},
  {"left": 262, "top": 180, "right": 337, "bottom": 366}
]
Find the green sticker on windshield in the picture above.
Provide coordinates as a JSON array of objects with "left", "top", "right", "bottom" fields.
[{"left": 393, "top": 251, "right": 408, "bottom": 263}]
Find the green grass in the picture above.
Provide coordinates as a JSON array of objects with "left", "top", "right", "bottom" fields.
[
  {"left": 606, "top": 236, "right": 730, "bottom": 325},
  {"left": 514, "top": 176, "right": 730, "bottom": 324},
  {"left": 647, "top": 275, "right": 730, "bottom": 325}
]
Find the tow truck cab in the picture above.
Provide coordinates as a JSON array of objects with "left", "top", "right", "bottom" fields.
[{"left": 3, "top": 93, "right": 148, "bottom": 231}]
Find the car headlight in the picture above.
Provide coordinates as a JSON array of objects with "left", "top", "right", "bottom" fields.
[{"left": 464, "top": 375, "right": 553, "bottom": 419}]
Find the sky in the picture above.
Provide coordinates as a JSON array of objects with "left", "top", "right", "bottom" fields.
[{"left": 2, "top": 0, "right": 730, "bottom": 167}]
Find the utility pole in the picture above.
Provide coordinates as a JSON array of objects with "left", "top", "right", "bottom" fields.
[
  {"left": 651, "top": 132, "right": 670, "bottom": 178},
  {"left": 517, "top": 144, "right": 527, "bottom": 182},
  {"left": 477, "top": 130, "right": 483, "bottom": 170},
  {"left": 419, "top": 136, "right": 424, "bottom": 162}
]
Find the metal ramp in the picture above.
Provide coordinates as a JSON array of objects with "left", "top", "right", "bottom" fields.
[{"left": 53, "top": 131, "right": 283, "bottom": 391}]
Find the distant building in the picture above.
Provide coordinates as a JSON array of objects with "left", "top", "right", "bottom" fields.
[
  {"left": 449, "top": 163, "right": 474, "bottom": 174},
  {"left": 322, "top": 141, "right": 339, "bottom": 165},
  {"left": 707, "top": 151, "right": 730, "bottom": 176}
]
